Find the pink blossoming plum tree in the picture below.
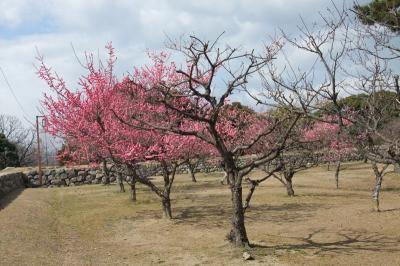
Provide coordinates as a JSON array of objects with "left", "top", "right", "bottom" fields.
[{"left": 37, "top": 44, "right": 214, "bottom": 219}]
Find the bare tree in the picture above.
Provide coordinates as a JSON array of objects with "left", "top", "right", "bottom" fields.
[
  {"left": 0, "top": 114, "right": 36, "bottom": 166},
  {"left": 346, "top": 11, "right": 400, "bottom": 210},
  {"left": 265, "top": 3, "right": 400, "bottom": 209},
  {"left": 258, "top": 4, "right": 351, "bottom": 189}
]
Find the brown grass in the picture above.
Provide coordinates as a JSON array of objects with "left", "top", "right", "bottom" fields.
[{"left": 0, "top": 161, "right": 400, "bottom": 265}]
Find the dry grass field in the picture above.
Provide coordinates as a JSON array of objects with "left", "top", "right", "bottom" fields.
[{"left": 0, "top": 161, "right": 399, "bottom": 265}]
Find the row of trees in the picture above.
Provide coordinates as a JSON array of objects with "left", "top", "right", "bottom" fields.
[{"left": 37, "top": 1, "right": 399, "bottom": 247}]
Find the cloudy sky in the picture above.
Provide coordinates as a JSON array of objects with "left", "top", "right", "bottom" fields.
[{"left": 0, "top": 0, "right": 368, "bottom": 127}]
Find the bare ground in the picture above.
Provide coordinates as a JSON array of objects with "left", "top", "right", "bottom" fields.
[{"left": 0, "top": 161, "right": 399, "bottom": 265}]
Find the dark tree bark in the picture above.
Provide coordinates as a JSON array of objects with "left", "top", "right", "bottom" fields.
[
  {"left": 159, "top": 161, "right": 178, "bottom": 219},
  {"left": 102, "top": 160, "right": 110, "bottom": 185},
  {"left": 243, "top": 180, "right": 258, "bottom": 212},
  {"left": 283, "top": 170, "right": 295, "bottom": 197},
  {"left": 187, "top": 161, "right": 197, "bottom": 182},
  {"left": 162, "top": 197, "right": 172, "bottom": 219},
  {"left": 286, "top": 179, "right": 295, "bottom": 197},
  {"left": 335, "top": 160, "right": 341, "bottom": 189},
  {"left": 117, "top": 173, "right": 125, "bottom": 193},
  {"left": 129, "top": 168, "right": 138, "bottom": 202},
  {"left": 130, "top": 180, "right": 136, "bottom": 201},
  {"left": 226, "top": 171, "right": 249, "bottom": 247}
]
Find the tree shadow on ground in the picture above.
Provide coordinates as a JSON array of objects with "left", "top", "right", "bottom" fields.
[
  {"left": 382, "top": 187, "right": 400, "bottom": 192},
  {"left": 295, "top": 191, "right": 365, "bottom": 198},
  {"left": 131, "top": 186, "right": 322, "bottom": 226},
  {"left": 380, "top": 207, "right": 400, "bottom": 212},
  {"left": 0, "top": 188, "right": 24, "bottom": 210},
  {"left": 339, "top": 164, "right": 371, "bottom": 171},
  {"left": 173, "top": 205, "right": 230, "bottom": 227},
  {"left": 174, "top": 180, "right": 227, "bottom": 193},
  {"left": 252, "top": 229, "right": 400, "bottom": 256},
  {"left": 246, "top": 203, "right": 321, "bottom": 224},
  {"left": 293, "top": 183, "right": 369, "bottom": 193},
  {"left": 169, "top": 202, "right": 319, "bottom": 227}
]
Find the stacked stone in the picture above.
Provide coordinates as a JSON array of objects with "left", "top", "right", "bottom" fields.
[
  {"left": 23, "top": 161, "right": 227, "bottom": 188},
  {"left": 191, "top": 162, "right": 223, "bottom": 173},
  {"left": 394, "top": 163, "right": 399, "bottom": 173},
  {"left": 0, "top": 172, "right": 26, "bottom": 198},
  {"left": 25, "top": 168, "right": 118, "bottom": 188}
]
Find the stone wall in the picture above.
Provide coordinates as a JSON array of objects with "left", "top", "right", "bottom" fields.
[
  {"left": 394, "top": 163, "right": 400, "bottom": 174},
  {"left": 0, "top": 172, "right": 26, "bottom": 198},
  {"left": 18, "top": 154, "right": 372, "bottom": 189},
  {"left": 25, "top": 167, "right": 116, "bottom": 187},
  {"left": 24, "top": 162, "right": 224, "bottom": 188}
]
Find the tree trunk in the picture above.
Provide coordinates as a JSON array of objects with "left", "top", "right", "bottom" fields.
[
  {"left": 372, "top": 177, "right": 382, "bottom": 212},
  {"left": 220, "top": 171, "right": 230, "bottom": 185},
  {"left": 188, "top": 163, "right": 197, "bottom": 182},
  {"left": 284, "top": 171, "right": 295, "bottom": 197},
  {"left": 117, "top": 173, "right": 125, "bottom": 193},
  {"left": 162, "top": 196, "right": 172, "bottom": 219},
  {"left": 102, "top": 160, "right": 110, "bottom": 185},
  {"left": 286, "top": 181, "right": 295, "bottom": 197},
  {"left": 372, "top": 163, "right": 383, "bottom": 212},
  {"left": 129, "top": 168, "right": 138, "bottom": 202},
  {"left": 335, "top": 161, "right": 341, "bottom": 189},
  {"left": 327, "top": 162, "right": 331, "bottom": 171},
  {"left": 285, "top": 179, "right": 295, "bottom": 197},
  {"left": 160, "top": 161, "right": 176, "bottom": 219},
  {"left": 130, "top": 180, "right": 136, "bottom": 201},
  {"left": 227, "top": 173, "right": 249, "bottom": 247},
  {"left": 243, "top": 180, "right": 258, "bottom": 212}
]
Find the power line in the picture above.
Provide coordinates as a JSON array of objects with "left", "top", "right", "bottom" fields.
[{"left": 0, "top": 66, "right": 36, "bottom": 127}]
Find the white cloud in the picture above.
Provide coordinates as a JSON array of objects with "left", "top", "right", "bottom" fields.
[
  {"left": 0, "top": 0, "right": 370, "bottom": 126},
  {"left": 0, "top": 0, "right": 48, "bottom": 27}
]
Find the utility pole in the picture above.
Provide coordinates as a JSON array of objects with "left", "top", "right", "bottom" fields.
[
  {"left": 394, "top": 74, "right": 400, "bottom": 105},
  {"left": 36, "top": 115, "right": 44, "bottom": 186},
  {"left": 3, "top": 147, "right": 8, "bottom": 169}
]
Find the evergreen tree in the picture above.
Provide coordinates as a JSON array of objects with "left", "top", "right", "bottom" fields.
[
  {"left": 0, "top": 133, "right": 20, "bottom": 170},
  {"left": 355, "top": 0, "right": 400, "bottom": 32}
]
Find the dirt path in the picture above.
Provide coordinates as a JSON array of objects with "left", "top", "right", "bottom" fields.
[
  {"left": 0, "top": 188, "right": 61, "bottom": 265},
  {"left": 0, "top": 188, "right": 113, "bottom": 266}
]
